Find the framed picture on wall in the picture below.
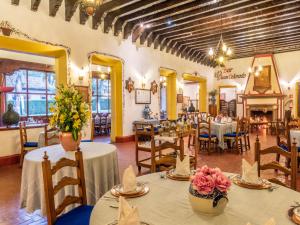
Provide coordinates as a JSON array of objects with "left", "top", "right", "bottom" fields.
[
  {"left": 135, "top": 89, "right": 151, "bottom": 104},
  {"left": 74, "top": 85, "right": 89, "bottom": 103},
  {"left": 177, "top": 94, "right": 183, "bottom": 103},
  {"left": 236, "top": 94, "right": 243, "bottom": 104}
]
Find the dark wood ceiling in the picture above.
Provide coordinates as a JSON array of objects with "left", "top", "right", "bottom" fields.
[{"left": 11, "top": 0, "right": 300, "bottom": 67}]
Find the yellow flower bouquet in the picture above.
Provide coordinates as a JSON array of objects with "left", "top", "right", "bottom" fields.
[{"left": 49, "top": 85, "right": 90, "bottom": 143}]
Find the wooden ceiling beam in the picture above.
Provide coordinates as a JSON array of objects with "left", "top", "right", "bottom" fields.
[
  {"left": 115, "top": 0, "right": 195, "bottom": 37},
  {"left": 162, "top": 3, "right": 299, "bottom": 42},
  {"left": 11, "top": 0, "right": 19, "bottom": 5},
  {"left": 31, "top": 0, "right": 41, "bottom": 11},
  {"left": 49, "top": 0, "right": 63, "bottom": 17},
  {"left": 103, "top": 0, "right": 162, "bottom": 33},
  {"left": 79, "top": 8, "right": 89, "bottom": 25},
  {"left": 190, "top": 29, "right": 300, "bottom": 51},
  {"left": 92, "top": 0, "right": 135, "bottom": 30},
  {"left": 143, "top": 0, "right": 271, "bottom": 43},
  {"left": 65, "top": 0, "right": 80, "bottom": 22},
  {"left": 172, "top": 18, "right": 300, "bottom": 54},
  {"left": 127, "top": 0, "right": 213, "bottom": 41}
]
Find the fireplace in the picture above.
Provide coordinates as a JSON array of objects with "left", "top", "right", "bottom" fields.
[{"left": 247, "top": 105, "right": 277, "bottom": 122}]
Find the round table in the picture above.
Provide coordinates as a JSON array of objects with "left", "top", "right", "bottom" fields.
[
  {"left": 290, "top": 129, "right": 300, "bottom": 146},
  {"left": 90, "top": 173, "right": 298, "bottom": 225},
  {"left": 20, "top": 142, "right": 120, "bottom": 216}
]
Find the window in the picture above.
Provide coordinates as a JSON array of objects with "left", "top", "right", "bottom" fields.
[
  {"left": 5, "top": 69, "right": 56, "bottom": 117},
  {"left": 92, "top": 77, "right": 111, "bottom": 113}
]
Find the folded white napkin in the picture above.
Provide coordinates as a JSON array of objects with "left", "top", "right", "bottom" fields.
[
  {"left": 174, "top": 155, "right": 190, "bottom": 176},
  {"left": 118, "top": 197, "right": 141, "bottom": 225},
  {"left": 122, "top": 165, "right": 137, "bottom": 193},
  {"left": 221, "top": 117, "right": 228, "bottom": 123},
  {"left": 246, "top": 218, "right": 275, "bottom": 225},
  {"left": 242, "top": 159, "right": 259, "bottom": 184},
  {"left": 227, "top": 117, "right": 232, "bottom": 123}
]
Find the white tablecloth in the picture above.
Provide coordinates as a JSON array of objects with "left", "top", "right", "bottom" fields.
[
  {"left": 290, "top": 129, "right": 300, "bottom": 146},
  {"left": 201, "top": 122, "right": 237, "bottom": 149},
  {"left": 90, "top": 173, "right": 298, "bottom": 225},
  {"left": 20, "top": 142, "right": 120, "bottom": 216},
  {"left": 37, "top": 131, "right": 60, "bottom": 147}
]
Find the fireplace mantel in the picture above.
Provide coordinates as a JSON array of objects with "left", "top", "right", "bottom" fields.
[{"left": 241, "top": 94, "right": 285, "bottom": 99}]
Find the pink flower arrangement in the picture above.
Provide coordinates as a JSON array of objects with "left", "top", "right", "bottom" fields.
[{"left": 191, "top": 166, "right": 231, "bottom": 195}]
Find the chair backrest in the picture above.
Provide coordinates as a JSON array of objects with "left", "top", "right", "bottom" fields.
[
  {"left": 44, "top": 125, "right": 59, "bottom": 147},
  {"left": 91, "top": 118, "right": 95, "bottom": 141},
  {"left": 255, "top": 135, "right": 297, "bottom": 190},
  {"left": 234, "top": 117, "right": 241, "bottom": 134},
  {"left": 198, "top": 117, "right": 211, "bottom": 137},
  {"left": 276, "top": 120, "right": 290, "bottom": 150},
  {"left": 42, "top": 150, "right": 87, "bottom": 225},
  {"left": 19, "top": 121, "right": 27, "bottom": 145},
  {"left": 240, "top": 117, "right": 250, "bottom": 134},
  {"left": 100, "top": 116, "right": 107, "bottom": 125}
]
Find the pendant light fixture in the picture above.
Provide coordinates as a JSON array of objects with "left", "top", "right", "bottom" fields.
[
  {"left": 80, "top": 0, "right": 103, "bottom": 16},
  {"left": 207, "top": 14, "right": 232, "bottom": 67}
]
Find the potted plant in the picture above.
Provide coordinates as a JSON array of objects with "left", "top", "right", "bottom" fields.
[
  {"left": 209, "top": 89, "right": 217, "bottom": 105},
  {"left": 49, "top": 85, "right": 90, "bottom": 151},
  {"left": 189, "top": 165, "right": 231, "bottom": 216}
]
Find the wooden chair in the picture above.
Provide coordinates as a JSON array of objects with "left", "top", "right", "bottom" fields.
[
  {"left": 240, "top": 117, "right": 250, "bottom": 151},
  {"left": 19, "top": 121, "right": 38, "bottom": 167},
  {"left": 224, "top": 117, "right": 244, "bottom": 154},
  {"left": 42, "top": 149, "right": 93, "bottom": 225},
  {"left": 198, "top": 118, "right": 218, "bottom": 154},
  {"left": 99, "top": 115, "right": 107, "bottom": 135},
  {"left": 44, "top": 125, "right": 59, "bottom": 147},
  {"left": 255, "top": 135, "right": 297, "bottom": 190}
]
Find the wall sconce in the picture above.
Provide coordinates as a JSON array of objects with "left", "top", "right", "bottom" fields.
[
  {"left": 78, "top": 67, "right": 86, "bottom": 81},
  {"left": 141, "top": 76, "right": 146, "bottom": 89}
]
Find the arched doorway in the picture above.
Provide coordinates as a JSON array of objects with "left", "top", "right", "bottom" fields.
[{"left": 89, "top": 53, "right": 123, "bottom": 142}]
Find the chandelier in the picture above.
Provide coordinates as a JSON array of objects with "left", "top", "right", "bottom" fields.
[
  {"left": 80, "top": 0, "right": 103, "bottom": 16},
  {"left": 208, "top": 34, "right": 232, "bottom": 66}
]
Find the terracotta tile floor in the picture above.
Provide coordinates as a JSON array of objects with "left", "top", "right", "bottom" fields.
[{"left": 0, "top": 130, "right": 296, "bottom": 225}]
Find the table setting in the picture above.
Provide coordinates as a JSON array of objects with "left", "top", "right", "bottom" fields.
[{"left": 90, "top": 157, "right": 300, "bottom": 225}]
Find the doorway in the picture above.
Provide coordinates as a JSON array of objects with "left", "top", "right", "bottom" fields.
[
  {"left": 159, "top": 67, "right": 177, "bottom": 120},
  {"left": 218, "top": 85, "right": 237, "bottom": 117},
  {"left": 89, "top": 53, "right": 123, "bottom": 142},
  {"left": 182, "top": 73, "right": 207, "bottom": 113}
]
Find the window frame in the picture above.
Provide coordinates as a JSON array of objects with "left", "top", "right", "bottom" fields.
[
  {"left": 4, "top": 68, "right": 56, "bottom": 119},
  {"left": 92, "top": 76, "right": 111, "bottom": 114}
]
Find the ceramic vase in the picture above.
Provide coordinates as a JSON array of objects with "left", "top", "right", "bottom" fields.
[{"left": 59, "top": 132, "right": 81, "bottom": 151}]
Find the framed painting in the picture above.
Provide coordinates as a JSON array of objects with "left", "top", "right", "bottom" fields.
[
  {"left": 74, "top": 85, "right": 89, "bottom": 103},
  {"left": 253, "top": 65, "right": 271, "bottom": 93},
  {"left": 177, "top": 94, "right": 183, "bottom": 103},
  {"left": 135, "top": 89, "right": 151, "bottom": 104}
]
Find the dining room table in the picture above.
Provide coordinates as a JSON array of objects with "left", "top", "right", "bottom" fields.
[
  {"left": 20, "top": 142, "right": 120, "bottom": 216},
  {"left": 290, "top": 129, "right": 300, "bottom": 146},
  {"left": 200, "top": 121, "right": 237, "bottom": 149},
  {"left": 90, "top": 172, "right": 299, "bottom": 225}
]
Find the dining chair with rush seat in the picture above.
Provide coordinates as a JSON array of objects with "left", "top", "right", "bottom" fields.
[
  {"left": 42, "top": 149, "right": 93, "bottom": 225},
  {"left": 224, "top": 118, "right": 244, "bottom": 154},
  {"left": 19, "top": 121, "right": 38, "bottom": 167},
  {"left": 255, "top": 135, "right": 298, "bottom": 190},
  {"left": 198, "top": 118, "right": 218, "bottom": 154},
  {"left": 44, "top": 125, "right": 59, "bottom": 147}
]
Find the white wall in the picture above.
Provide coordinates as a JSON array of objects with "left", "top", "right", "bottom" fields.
[
  {"left": 0, "top": 0, "right": 215, "bottom": 156},
  {"left": 215, "top": 51, "right": 300, "bottom": 117}
]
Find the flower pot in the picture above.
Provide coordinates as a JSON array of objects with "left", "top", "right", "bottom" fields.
[
  {"left": 188, "top": 192, "right": 228, "bottom": 216},
  {"left": 59, "top": 132, "right": 81, "bottom": 152}
]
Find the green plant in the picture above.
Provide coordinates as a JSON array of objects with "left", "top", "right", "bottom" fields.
[{"left": 49, "top": 85, "right": 90, "bottom": 141}]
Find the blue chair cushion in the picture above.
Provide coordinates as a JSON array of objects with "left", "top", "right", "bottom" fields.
[
  {"left": 279, "top": 144, "right": 300, "bottom": 152},
  {"left": 81, "top": 140, "right": 93, "bottom": 142},
  {"left": 55, "top": 205, "right": 93, "bottom": 225},
  {"left": 199, "top": 134, "right": 217, "bottom": 138},
  {"left": 24, "top": 142, "right": 38, "bottom": 148},
  {"left": 224, "top": 133, "right": 242, "bottom": 137}
]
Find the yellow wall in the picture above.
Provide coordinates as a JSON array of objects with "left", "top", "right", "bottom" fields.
[
  {"left": 0, "top": 36, "right": 68, "bottom": 85},
  {"left": 90, "top": 54, "right": 123, "bottom": 142},
  {"left": 160, "top": 68, "right": 177, "bottom": 120},
  {"left": 182, "top": 73, "right": 207, "bottom": 112}
]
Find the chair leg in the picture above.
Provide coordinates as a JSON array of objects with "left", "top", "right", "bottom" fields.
[
  {"left": 247, "top": 135, "right": 251, "bottom": 150},
  {"left": 188, "top": 135, "right": 191, "bottom": 148},
  {"left": 19, "top": 149, "right": 25, "bottom": 167},
  {"left": 239, "top": 139, "right": 243, "bottom": 154}
]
